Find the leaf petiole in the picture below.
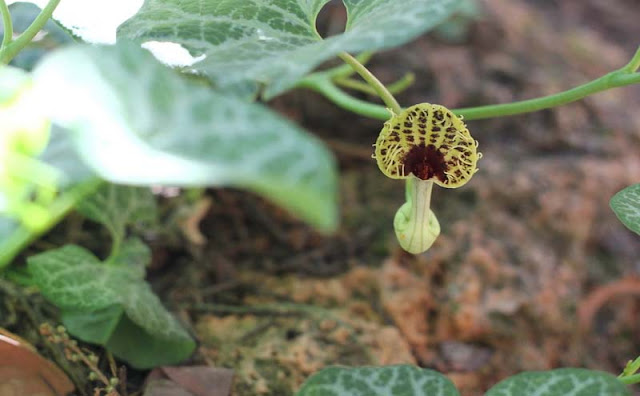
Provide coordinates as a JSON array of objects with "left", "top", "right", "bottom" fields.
[
  {"left": 0, "top": 0, "right": 13, "bottom": 49},
  {"left": 619, "top": 373, "right": 640, "bottom": 386},
  {"left": 296, "top": 73, "right": 393, "bottom": 119},
  {"left": 338, "top": 51, "right": 402, "bottom": 114},
  {"left": 335, "top": 71, "right": 415, "bottom": 96},
  {"left": 0, "top": 0, "right": 61, "bottom": 64},
  {"left": 326, "top": 51, "right": 373, "bottom": 79}
]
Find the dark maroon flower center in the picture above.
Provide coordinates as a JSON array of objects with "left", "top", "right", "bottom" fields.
[{"left": 402, "top": 144, "right": 448, "bottom": 181}]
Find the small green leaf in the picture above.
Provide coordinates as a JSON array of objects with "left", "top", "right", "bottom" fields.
[
  {"left": 62, "top": 305, "right": 124, "bottom": 345},
  {"left": 28, "top": 245, "right": 115, "bottom": 311},
  {"left": 109, "top": 237, "right": 152, "bottom": 273},
  {"left": 77, "top": 183, "right": 157, "bottom": 242},
  {"left": 296, "top": 365, "right": 460, "bottom": 396},
  {"left": 485, "top": 369, "right": 631, "bottom": 396},
  {"left": 610, "top": 183, "right": 640, "bottom": 235},
  {"left": 102, "top": 310, "right": 193, "bottom": 369},
  {"left": 117, "top": 0, "right": 461, "bottom": 97},
  {"left": 33, "top": 42, "right": 338, "bottom": 232},
  {"left": 28, "top": 241, "right": 195, "bottom": 368}
]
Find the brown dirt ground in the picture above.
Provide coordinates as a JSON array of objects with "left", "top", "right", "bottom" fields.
[{"left": 2, "top": 0, "right": 640, "bottom": 395}]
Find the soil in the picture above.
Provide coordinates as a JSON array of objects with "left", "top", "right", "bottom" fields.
[{"left": 2, "top": 0, "right": 640, "bottom": 395}]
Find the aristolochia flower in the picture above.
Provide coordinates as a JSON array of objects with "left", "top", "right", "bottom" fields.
[{"left": 373, "top": 103, "right": 481, "bottom": 253}]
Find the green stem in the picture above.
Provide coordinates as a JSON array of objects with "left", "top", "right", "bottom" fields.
[
  {"left": 297, "top": 74, "right": 393, "bottom": 119},
  {"left": 302, "top": 46, "right": 640, "bottom": 122},
  {"left": 335, "top": 77, "right": 381, "bottom": 95},
  {"left": 336, "top": 72, "right": 415, "bottom": 96},
  {"left": 328, "top": 51, "right": 373, "bottom": 79},
  {"left": 105, "top": 231, "right": 123, "bottom": 264},
  {"left": 619, "top": 373, "right": 640, "bottom": 386},
  {"left": 0, "top": 0, "right": 61, "bottom": 64},
  {"left": 454, "top": 69, "right": 640, "bottom": 120},
  {"left": 619, "top": 356, "right": 640, "bottom": 380},
  {"left": 386, "top": 72, "right": 415, "bottom": 95},
  {"left": 0, "top": 178, "right": 103, "bottom": 269},
  {"left": 338, "top": 52, "right": 402, "bottom": 114},
  {"left": 622, "top": 46, "right": 640, "bottom": 73},
  {"left": 0, "top": 0, "right": 13, "bottom": 49}
]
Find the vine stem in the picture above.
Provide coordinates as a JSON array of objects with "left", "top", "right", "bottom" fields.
[
  {"left": 454, "top": 68, "right": 640, "bottom": 120},
  {"left": 622, "top": 45, "right": 640, "bottom": 73},
  {"left": 335, "top": 72, "right": 415, "bottom": 96},
  {"left": 328, "top": 51, "right": 373, "bottom": 79},
  {"left": 0, "top": 0, "right": 12, "bottom": 49},
  {"left": 0, "top": 0, "right": 61, "bottom": 64},
  {"left": 301, "top": 46, "right": 640, "bottom": 122},
  {"left": 296, "top": 73, "right": 393, "bottom": 119},
  {"left": 338, "top": 52, "right": 402, "bottom": 114},
  {"left": 619, "top": 373, "right": 640, "bottom": 386}
]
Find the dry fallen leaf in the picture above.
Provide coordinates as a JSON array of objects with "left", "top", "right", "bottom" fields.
[
  {"left": 0, "top": 328, "right": 74, "bottom": 396},
  {"left": 145, "top": 366, "right": 234, "bottom": 396}
]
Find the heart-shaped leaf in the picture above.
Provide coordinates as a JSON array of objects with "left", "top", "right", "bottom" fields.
[
  {"left": 485, "top": 369, "right": 630, "bottom": 396},
  {"left": 28, "top": 241, "right": 196, "bottom": 368},
  {"left": 610, "top": 183, "right": 640, "bottom": 235},
  {"left": 32, "top": 42, "right": 337, "bottom": 231},
  {"left": 117, "top": 0, "right": 462, "bottom": 97},
  {"left": 77, "top": 184, "right": 157, "bottom": 246},
  {"left": 296, "top": 365, "right": 460, "bottom": 396}
]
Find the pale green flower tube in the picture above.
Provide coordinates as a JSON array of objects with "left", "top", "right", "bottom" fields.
[{"left": 394, "top": 177, "right": 440, "bottom": 254}]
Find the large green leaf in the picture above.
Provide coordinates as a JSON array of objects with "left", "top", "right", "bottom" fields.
[
  {"left": 32, "top": 42, "right": 337, "bottom": 231},
  {"left": 485, "top": 369, "right": 630, "bottom": 396},
  {"left": 296, "top": 365, "right": 460, "bottom": 396},
  {"left": 610, "top": 183, "right": 640, "bottom": 235},
  {"left": 117, "top": 0, "right": 461, "bottom": 97},
  {"left": 28, "top": 241, "right": 196, "bottom": 368}
]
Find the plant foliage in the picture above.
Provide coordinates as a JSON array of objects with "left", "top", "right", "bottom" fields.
[
  {"left": 610, "top": 183, "right": 640, "bottom": 235},
  {"left": 296, "top": 365, "right": 460, "bottom": 396},
  {"left": 297, "top": 366, "right": 631, "bottom": 396},
  {"left": 117, "top": 0, "right": 461, "bottom": 97}
]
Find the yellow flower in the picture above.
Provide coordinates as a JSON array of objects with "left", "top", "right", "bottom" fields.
[
  {"left": 373, "top": 103, "right": 481, "bottom": 187},
  {"left": 373, "top": 103, "right": 481, "bottom": 254}
]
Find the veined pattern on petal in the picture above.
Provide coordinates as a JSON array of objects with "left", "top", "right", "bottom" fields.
[{"left": 373, "top": 103, "right": 481, "bottom": 188}]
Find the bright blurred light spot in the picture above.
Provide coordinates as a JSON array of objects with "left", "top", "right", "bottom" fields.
[
  {"left": 7, "top": 0, "right": 144, "bottom": 43},
  {"left": 7, "top": 1, "right": 204, "bottom": 69},
  {"left": 142, "top": 41, "right": 206, "bottom": 67}
]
